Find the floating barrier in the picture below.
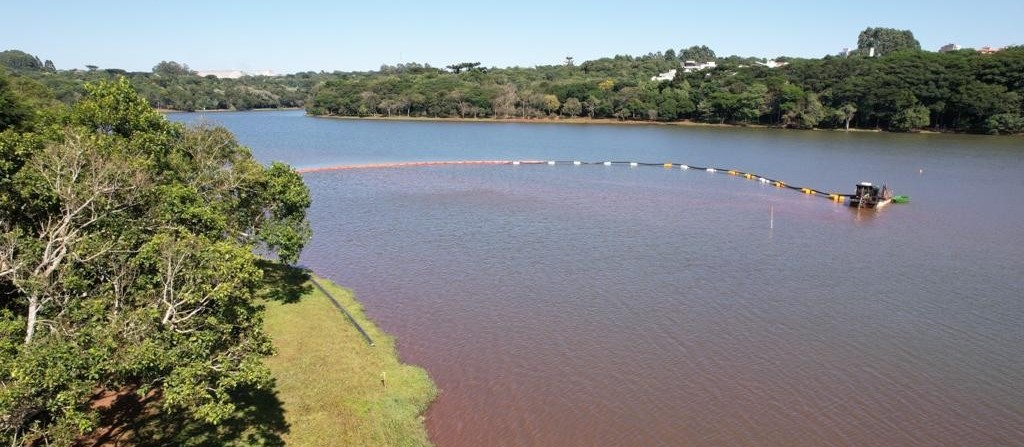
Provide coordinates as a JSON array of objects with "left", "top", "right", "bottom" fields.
[
  {"left": 309, "top": 276, "right": 375, "bottom": 347},
  {"left": 297, "top": 160, "right": 521, "bottom": 173},
  {"left": 296, "top": 160, "right": 906, "bottom": 204}
]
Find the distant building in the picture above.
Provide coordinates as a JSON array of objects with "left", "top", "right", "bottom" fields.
[
  {"left": 839, "top": 47, "right": 851, "bottom": 57},
  {"left": 651, "top": 69, "right": 677, "bottom": 82},
  {"left": 938, "top": 43, "right": 962, "bottom": 53},
  {"left": 194, "top": 69, "right": 277, "bottom": 79},
  {"left": 681, "top": 60, "right": 716, "bottom": 73},
  {"left": 755, "top": 60, "right": 788, "bottom": 68},
  {"left": 978, "top": 46, "right": 1002, "bottom": 55},
  {"left": 652, "top": 60, "right": 716, "bottom": 80}
]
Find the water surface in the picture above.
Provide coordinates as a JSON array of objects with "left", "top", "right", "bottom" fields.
[{"left": 171, "top": 111, "right": 1024, "bottom": 446}]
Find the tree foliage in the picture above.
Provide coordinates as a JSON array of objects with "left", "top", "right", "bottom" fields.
[
  {"left": 4, "top": 37, "right": 1023, "bottom": 134},
  {"left": 5, "top": 50, "right": 310, "bottom": 112},
  {"left": 0, "top": 72, "right": 30, "bottom": 132},
  {"left": 303, "top": 42, "right": 1024, "bottom": 133},
  {"left": 0, "top": 77, "right": 311, "bottom": 445},
  {"left": 857, "top": 27, "right": 921, "bottom": 56},
  {"left": 0, "top": 51, "right": 45, "bottom": 72},
  {"left": 152, "top": 60, "right": 194, "bottom": 77},
  {"left": 680, "top": 45, "right": 717, "bottom": 63}
]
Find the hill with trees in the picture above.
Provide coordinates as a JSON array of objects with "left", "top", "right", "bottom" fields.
[
  {"left": 306, "top": 38, "right": 1024, "bottom": 134},
  {"left": 3, "top": 27, "right": 1021, "bottom": 134}
]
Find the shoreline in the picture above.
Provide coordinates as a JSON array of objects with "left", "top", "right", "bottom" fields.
[
  {"left": 161, "top": 108, "right": 1018, "bottom": 136},
  {"left": 310, "top": 113, "right": 895, "bottom": 133},
  {"left": 156, "top": 107, "right": 303, "bottom": 113},
  {"left": 261, "top": 268, "right": 436, "bottom": 446}
]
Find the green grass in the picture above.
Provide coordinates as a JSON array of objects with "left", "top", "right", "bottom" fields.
[{"left": 261, "top": 267, "right": 437, "bottom": 447}]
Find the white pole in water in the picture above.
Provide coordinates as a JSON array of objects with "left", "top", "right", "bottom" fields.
[{"left": 770, "top": 205, "right": 774, "bottom": 229}]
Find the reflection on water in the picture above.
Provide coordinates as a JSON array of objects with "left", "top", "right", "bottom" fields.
[{"left": 169, "top": 112, "right": 1024, "bottom": 446}]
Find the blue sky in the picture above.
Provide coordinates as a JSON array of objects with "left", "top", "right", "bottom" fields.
[{"left": 3, "top": 0, "right": 1021, "bottom": 74}]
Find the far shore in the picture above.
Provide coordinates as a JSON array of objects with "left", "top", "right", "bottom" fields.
[
  {"left": 158, "top": 108, "right": 1020, "bottom": 136},
  {"left": 156, "top": 106, "right": 303, "bottom": 113},
  {"left": 310, "top": 113, "right": 898, "bottom": 133}
]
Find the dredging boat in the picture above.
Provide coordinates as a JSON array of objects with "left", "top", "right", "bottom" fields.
[{"left": 849, "top": 182, "right": 893, "bottom": 209}]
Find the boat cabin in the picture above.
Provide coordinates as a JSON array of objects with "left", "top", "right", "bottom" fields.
[{"left": 850, "top": 182, "right": 893, "bottom": 208}]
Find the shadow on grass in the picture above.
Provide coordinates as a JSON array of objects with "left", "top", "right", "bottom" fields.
[
  {"left": 79, "top": 261, "right": 304, "bottom": 446},
  {"left": 257, "top": 260, "right": 312, "bottom": 304},
  {"left": 138, "top": 384, "right": 290, "bottom": 447},
  {"left": 81, "top": 382, "right": 290, "bottom": 447}
]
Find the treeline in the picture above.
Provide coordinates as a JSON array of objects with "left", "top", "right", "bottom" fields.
[
  {"left": 1, "top": 51, "right": 312, "bottom": 111},
  {"left": 309, "top": 46, "right": 1024, "bottom": 134},
  {"left": 4, "top": 27, "right": 1023, "bottom": 134}
]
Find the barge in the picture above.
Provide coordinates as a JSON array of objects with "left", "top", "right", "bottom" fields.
[{"left": 849, "top": 182, "right": 893, "bottom": 209}]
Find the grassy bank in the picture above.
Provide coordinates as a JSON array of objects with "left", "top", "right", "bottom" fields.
[{"left": 261, "top": 267, "right": 436, "bottom": 446}]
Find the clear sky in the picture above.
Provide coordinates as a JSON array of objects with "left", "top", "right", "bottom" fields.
[{"left": 3, "top": 0, "right": 1021, "bottom": 74}]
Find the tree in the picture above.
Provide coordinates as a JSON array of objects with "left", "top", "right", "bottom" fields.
[
  {"left": 680, "top": 45, "right": 717, "bottom": 63},
  {"left": 447, "top": 90, "right": 470, "bottom": 118},
  {"left": 838, "top": 103, "right": 857, "bottom": 130},
  {"left": 779, "top": 84, "right": 824, "bottom": 128},
  {"left": 153, "top": 60, "right": 193, "bottom": 77},
  {"left": 890, "top": 105, "right": 930, "bottom": 131},
  {"left": 698, "top": 91, "right": 735, "bottom": 123},
  {"left": 562, "top": 97, "right": 582, "bottom": 117},
  {"left": 655, "top": 87, "right": 692, "bottom": 120},
  {"left": 0, "top": 50, "right": 44, "bottom": 71},
  {"left": 0, "top": 78, "right": 310, "bottom": 444},
  {"left": 736, "top": 83, "right": 768, "bottom": 123},
  {"left": 493, "top": 84, "right": 518, "bottom": 118},
  {"left": 542, "top": 94, "right": 561, "bottom": 116},
  {"left": 983, "top": 113, "right": 1024, "bottom": 134},
  {"left": 857, "top": 27, "right": 921, "bottom": 56},
  {"left": 583, "top": 96, "right": 600, "bottom": 118},
  {"left": 0, "top": 73, "right": 30, "bottom": 131},
  {"left": 445, "top": 62, "right": 481, "bottom": 74},
  {"left": 378, "top": 98, "right": 399, "bottom": 117}
]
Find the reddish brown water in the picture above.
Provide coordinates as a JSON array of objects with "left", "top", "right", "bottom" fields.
[
  {"left": 171, "top": 112, "right": 1024, "bottom": 446},
  {"left": 301, "top": 163, "right": 1022, "bottom": 446}
]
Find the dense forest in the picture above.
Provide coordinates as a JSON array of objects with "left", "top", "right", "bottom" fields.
[
  {"left": 306, "top": 40, "right": 1024, "bottom": 134},
  {"left": 3, "top": 27, "right": 1022, "bottom": 134},
  {"left": 0, "top": 50, "right": 310, "bottom": 111},
  {"left": 1, "top": 67, "right": 311, "bottom": 444}
]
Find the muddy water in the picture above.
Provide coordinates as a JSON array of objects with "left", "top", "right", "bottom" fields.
[{"left": 171, "top": 111, "right": 1024, "bottom": 446}]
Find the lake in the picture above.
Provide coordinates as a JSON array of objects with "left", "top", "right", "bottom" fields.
[{"left": 170, "top": 111, "right": 1024, "bottom": 446}]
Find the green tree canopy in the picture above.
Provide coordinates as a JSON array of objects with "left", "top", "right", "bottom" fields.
[
  {"left": 0, "top": 50, "right": 44, "bottom": 72},
  {"left": 152, "top": 60, "right": 194, "bottom": 77},
  {"left": 0, "top": 77, "right": 311, "bottom": 445},
  {"left": 0, "top": 72, "right": 30, "bottom": 132},
  {"left": 4, "top": 41, "right": 1022, "bottom": 134},
  {"left": 680, "top": 45, "right": 717, "bottom": 63},
  {"left": 857, "top": 27, "right": 921, "bottom": 56}
]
